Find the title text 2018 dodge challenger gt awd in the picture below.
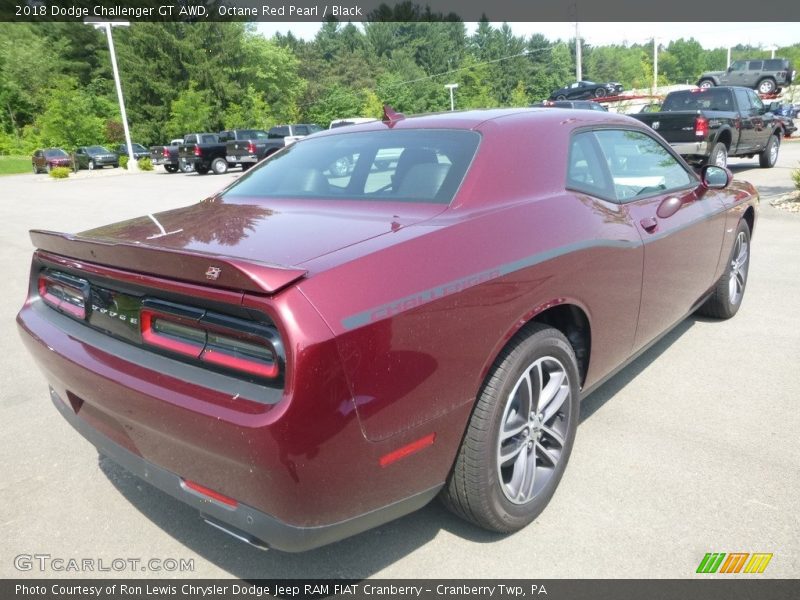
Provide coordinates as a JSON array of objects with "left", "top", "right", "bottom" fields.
[{"left": 17, "top": 108, "right": 757, "bottom": 551}]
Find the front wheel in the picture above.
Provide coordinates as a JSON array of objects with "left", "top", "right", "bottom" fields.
[
  {"left": 195, "top": 165, "right": 210, "bottom": 175},
  {"left": 555, "top": 94, "right": 567, "bottom": 101},
  {"left": 88, "top": 160, "right": 95, "bottom": 170},
  {"left": 179, "top": 161, "right": 194, "bottom": 174},
  {"left": 164, "top": 165, "right": 178, "bottom": 173},
  {"left": 697, "top": 219, "right": 750, "bottom": 319},
  {"left": 758, "top": 134, "right": 779, "bottom": 168},
  {"left": 211, "top": 157, "right": 228, "bottom": 175},
  {"left": 441, "top": 323, "right": 579, "bottom": 532},
  {"left": 594, "top": 87, "right": 607, "bottom": 98}
]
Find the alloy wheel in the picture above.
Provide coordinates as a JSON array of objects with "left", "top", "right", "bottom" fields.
[
  {"left": 728, "top": 231, "right": 749, "bottom": 305},
  {"left": 497, "top": 356, "right": 572, "bottom": 505}
]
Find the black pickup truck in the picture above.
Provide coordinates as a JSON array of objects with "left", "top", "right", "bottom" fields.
[
  {"left": 631, "top": 86, "right": 782, "bottom": 168},
  {"left": 149, "top": 139, "right": 185, "bottom": 173},
  {"left": 177, "top": 133, "right": 231, "bottom": 175},
  {"left": 225, "top": 124, "right": 323, "bottom": 168}
]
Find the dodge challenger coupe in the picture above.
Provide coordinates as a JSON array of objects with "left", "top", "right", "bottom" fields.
[{"left": 17, "top": 107, "right": 757, "bottom": 552}]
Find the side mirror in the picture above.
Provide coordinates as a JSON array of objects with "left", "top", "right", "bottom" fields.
[{"left": 701, "top": 165, "right": 732, "bottom": 189}]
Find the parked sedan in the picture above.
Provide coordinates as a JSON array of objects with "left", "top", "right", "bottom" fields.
[
  {"left": 17, "top": 107, "right": 757, "bottom": 552},
  {"left": 116, "top": 143, "right": 149, "bottom": 160},
  {"left": 550, "top": 80, "right": 624, "bottom": 100},
  {"left": 31, "top": 148, "right": 73, "bottom": 173},
  {"left": 73, "top": 146, "right": 118, "bottom": 170}
]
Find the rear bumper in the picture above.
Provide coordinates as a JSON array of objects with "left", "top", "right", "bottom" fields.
[
  {"left": 227, "top": 155, "right": 258, "bottom": 163},
  {"left": 50, "top": 386, "right": 439, "bottom": 552},
  {"left": 670, "top": 141, "right": 709, "bottom": 157}
]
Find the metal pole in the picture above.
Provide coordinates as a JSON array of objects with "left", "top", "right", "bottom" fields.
[
  {"left": 575, "top": 22, "right": 582, "bottom": 81},
  {"left": 653, "top": 37, "right": 658, "bottom": 97},
  {"left": 727, "top": 47, "right": 731, "bottom": 69},
  {"left": 101, "top": 23, "right": 137, "bottom": 171},
  {"left": 449, "top": 87, "right": 454, "bottom": 111}
]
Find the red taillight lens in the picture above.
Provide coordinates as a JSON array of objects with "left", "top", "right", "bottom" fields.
[
  {"left": 38, "top": 272, "right": 88, "bottom": 320},
  {"left": 695, "top": 116, "right": 709, "bottom": 137},
  {"left": 247, "top": 142, "right": 256, "bottom": 154},
  {"left": 193, "top": 144, "right": 201, "bottom": 156},
  {"left": 140, "top": 306, "right": 280, "bottom": 380},
  {"left": 162, "top": 146, "right": 169, "bottom": 155}
]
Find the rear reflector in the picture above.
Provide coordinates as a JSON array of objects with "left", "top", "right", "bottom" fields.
[
  {"left": 38, "top": 272, "right": 88, "bottom": 320},
  {"left": 379, "top": 433, "right": 436, "bottom": 468},
  {"left": 182, "top": 479, "right": 238, "bottom": 508}
]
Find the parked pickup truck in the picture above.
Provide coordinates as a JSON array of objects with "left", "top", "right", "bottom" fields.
[
  {"left": 631, "top": 86, "right": 782, "bottom": 168},
  {"left": 225, "top": 124, "right": 323, "bottom": 168},
  {"left": 149, "top": 139, "right": 184, "bottom": 173},
  {"left": 177, "top": 133, "right": 230, "bottom": 175}
]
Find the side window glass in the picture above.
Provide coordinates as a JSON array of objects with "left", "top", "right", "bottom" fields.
[
  {"left": 566, "top": 132, "right": 611, "bottom": 199},
  {"left": 593, "top": 130, "right": 693, "bottom": 202},
  {"left": 294, "top": 125, "right": 308, "bottom": 136},
  {"left": 735, "top": 89, "right": 752, "bottom": 111},
  {"left": 748, "top": 61, "right": 763, "bottom": 71},
  {"left": 730, "top": 61, "right": 745, "bottom": 72},
  {"left": 748, "top": 91, "right": 764, "bottom": 112}
]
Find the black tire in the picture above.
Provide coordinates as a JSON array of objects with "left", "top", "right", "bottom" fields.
[
  {"left": 196, "top": 165, "right": 210, "bottom": 175},
  {"left": 46, "top": 164, "right": 52, "bottom": 174},
  {"left": 758, "top": 134, "right": 779, "bottom": 168},
  {"left": 211, "top": 157, "right": 228, "bottom": 175},
  {"left": 757, "top": 78, "right": 776, "bottom": 95},
  {"left": 88, "top": 160, "right": 95, "bottom": 170},
  {"left": 179, "top": 161, "right": 194, "bottom": 174},
  {"left": 706, "top": 142, "right": 728, "bottom": 168},
  {"left": 594, "top": 87, "right": 607, "bottom": 98},
  {"left": 164, "top": 165, "right": 178, "bottom": 173},
  {"left": 441, "top": 323, "right": 580, "bottom": 533},
  {"left": 555, "top": 94, "right": 567, "bottom": 101},
  {"left": 697, "top": 219, "right": 750, "bottom": 319},
  {"left": 241, "top": 163, "right": 252, "bottom": 171},
  {"left": 698, "top": 78, "right": 715, "bottom": 89},
  {"left": 32, "top": 164, "right": 39, "bottom": 174}
]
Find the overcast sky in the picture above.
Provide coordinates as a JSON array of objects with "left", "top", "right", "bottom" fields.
[{"left": 257, "top": 22, "right": 800, "bottom": 49}]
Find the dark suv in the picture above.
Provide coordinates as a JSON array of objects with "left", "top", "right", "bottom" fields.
[{"left": 697, "top": 58, "right": 795, "bottom": 95}]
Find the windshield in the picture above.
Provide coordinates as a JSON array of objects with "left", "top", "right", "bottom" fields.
[
  {"left": 88, "top": 146, "right": 110, "bottom": 154},
  {"left": 662, "top": 89, "right": 734, "bottom": 112},
  {"left": 224, "top": 129, "right": 480, "bottom": 205},
  {"left": 44, "top": 149, "right": 68, "bottom": 158}
]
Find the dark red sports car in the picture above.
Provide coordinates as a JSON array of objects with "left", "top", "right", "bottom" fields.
[{"left": 17, "top": 107, "right": 757, "bottom": 551}]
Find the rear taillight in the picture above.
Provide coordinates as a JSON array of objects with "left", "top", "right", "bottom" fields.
[
  {"left": 140, "top": 302, "right": 281, "bottom": 380},
  {"left": 162, "top": 146, "right": 169, "bottom": 155},
  {"left": 38, "top": 271, "right": 88, "bottom": 320},
  {"left": 193, "top": 145, "right": 202, "bottom": 156},
  {"left": 695, "top": 116, "right": 709, "bottom": 137},
  {"left": 247, "top": 142, "right": 256, "bottom": 154}
]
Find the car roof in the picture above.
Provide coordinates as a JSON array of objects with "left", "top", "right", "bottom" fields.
[{"left": 312, "top": 107, "right": 633, "bottom": 138}]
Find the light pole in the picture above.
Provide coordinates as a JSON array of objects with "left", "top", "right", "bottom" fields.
[
  {"left": 445, "top": 83, "right": 459, "bottom": 111},
  {"left": 86, "top": 19, "right": 137, "bottom": 171}
]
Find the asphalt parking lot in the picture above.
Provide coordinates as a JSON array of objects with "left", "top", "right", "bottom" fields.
[{"left": 1, "top": 145, "right": 799, "bottom": 579}]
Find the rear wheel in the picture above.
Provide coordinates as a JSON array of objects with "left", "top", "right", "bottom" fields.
[
  {"left": 757, "top": 78, "right": 777, "bottom": 94},
  {"left": 555, "top": 95, "right": 567, "bottom": 101},
  {"left": 441, "top": 324, "right": 579, "bottom": 532},
  {"left": 698, "top": 78, "right": 715, "bottom": 89},
  {"left": 196, "top": 165, "right": 210, "bottom": 175},
  {"left": 697, "top": 219, "right": 750, "bottom": 319},
  {"left": 758, "top": 134, "right": 779, "bottom": 168},
  {"left": 594, "top": 87, "right": 607, "bottom": 98},
  {"left": 180, "top": 161, "right": 194, "bottom": 174},
  {"left": 164, "top": 165, "right": 178, "bottom": 173},
  {"left": 706, "top": 142, "right": 728, "bottom": 168},
  {"left": 211, "top": 157, "right": 228, "bottom": 175}
]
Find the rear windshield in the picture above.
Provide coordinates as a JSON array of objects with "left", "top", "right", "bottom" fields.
[
  {"left": 661, "top": 89, "right": 734, "bottom": 112},
  {"left": 44, "top": 149, "right": 68, "bottom": 158},
  {"left": 224, "top": 129, "right": 480, "bottom": 204}
]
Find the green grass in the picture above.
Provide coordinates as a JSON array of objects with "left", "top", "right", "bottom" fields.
[{"left": 0, "top": 155, "right": 31, "bottom": 176}]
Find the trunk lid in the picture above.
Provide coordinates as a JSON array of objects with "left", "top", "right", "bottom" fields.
[{"left": 32, "top": 197, "right": 443, "bottom": 293}]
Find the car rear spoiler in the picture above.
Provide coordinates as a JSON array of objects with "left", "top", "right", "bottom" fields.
[{"left": 29, "top": 229, "right": 307, "bottom": 295}]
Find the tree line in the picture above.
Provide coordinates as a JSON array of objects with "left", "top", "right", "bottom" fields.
[{"left": 1, "top": 17, "right": 798, "bottom": 154}]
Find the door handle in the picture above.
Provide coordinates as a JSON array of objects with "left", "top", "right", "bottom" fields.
[{"left": 640, "top": 217, "right": 658, "bottom": 233}]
